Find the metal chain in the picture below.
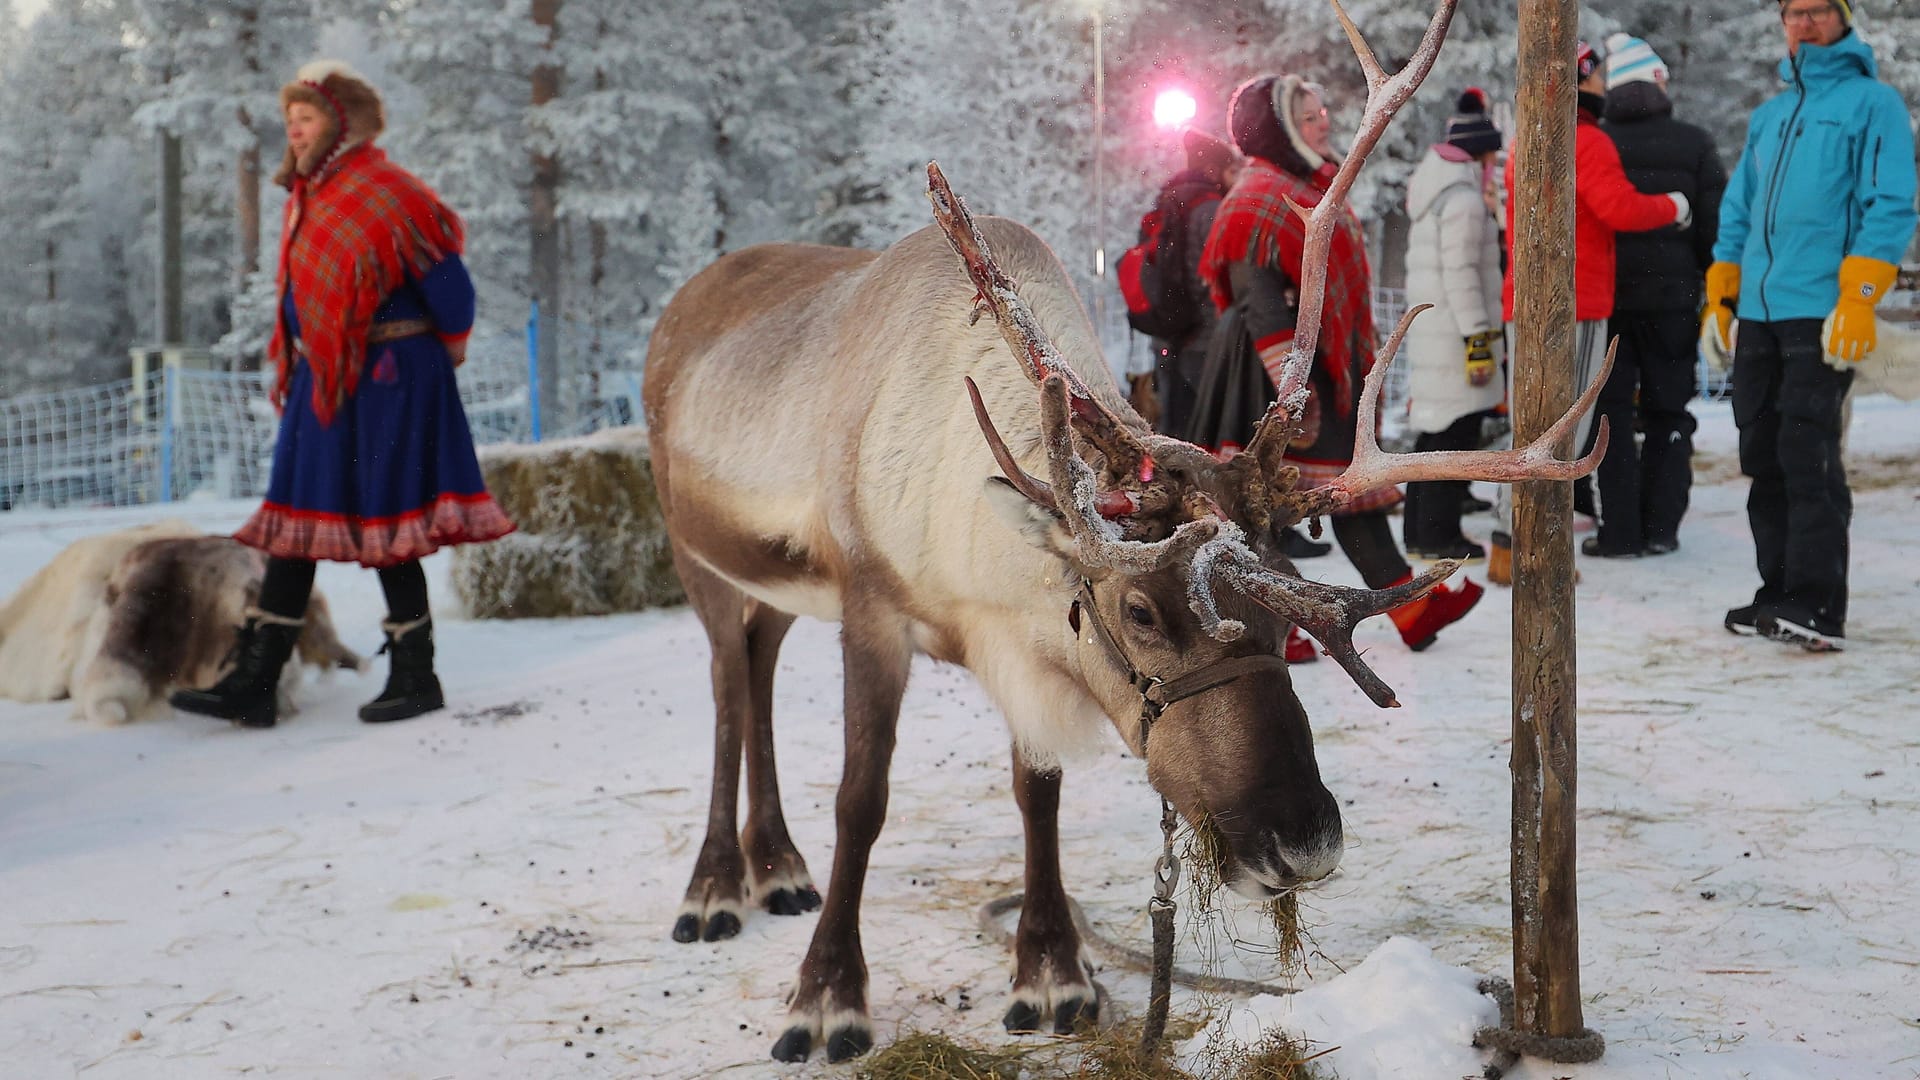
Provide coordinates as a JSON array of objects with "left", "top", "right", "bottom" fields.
[{"left": 1139, "top": 793, "right": 1182, "bottom": 1056}]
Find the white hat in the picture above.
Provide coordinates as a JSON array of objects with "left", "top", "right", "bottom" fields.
[{"left": 1604, "top": 34, "right": 1668, "bottom": 91}]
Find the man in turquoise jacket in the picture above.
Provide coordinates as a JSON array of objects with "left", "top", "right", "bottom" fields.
[{"left": 1705, "top": 0, "right": 1916, "bottom": 652}]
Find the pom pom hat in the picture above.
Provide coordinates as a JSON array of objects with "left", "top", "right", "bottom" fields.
[{"left": 1444, "top": 87, "right": 1502, "bottom": 157}]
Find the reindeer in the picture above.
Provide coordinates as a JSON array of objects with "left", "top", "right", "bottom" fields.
[{"left": 642, "top": 0, "right": 1605, "bottom": 1063}]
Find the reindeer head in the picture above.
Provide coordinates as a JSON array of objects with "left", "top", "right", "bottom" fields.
[{"left": 926, "top": 0, "right": 1610, "bottom": 897}]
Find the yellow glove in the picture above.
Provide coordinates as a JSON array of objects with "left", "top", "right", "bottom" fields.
[
  {"left": 1702, "top": 261, "right": 1740, "bottom": 355},
  {"left": 1822, "top": 254, "right": 1899, "bottom": 366},
  {"left": 1464, "top": 329, "right": 1498, "bottom": 387}
]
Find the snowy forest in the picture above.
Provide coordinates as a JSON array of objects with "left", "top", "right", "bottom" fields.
[{"left": 4, "top": 0, "right": 1920, "bottom": 413}]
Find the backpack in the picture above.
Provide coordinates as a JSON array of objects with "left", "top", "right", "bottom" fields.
[{"left": 1117, "top": 182, "right": 1219, "bottom": 340}]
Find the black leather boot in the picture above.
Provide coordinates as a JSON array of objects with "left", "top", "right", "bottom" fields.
[
  {"left": 170, "top": 608, "right": 304, "bottom": 728},
  {"left": 360, "top": 616, "right": 445, "bottom": 724}
]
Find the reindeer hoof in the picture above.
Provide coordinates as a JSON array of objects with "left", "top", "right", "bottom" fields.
[
  {"left": 1002, "top": 1000, "right": 1044, "bottom": 1034},
  {"left": 765, "top": 886, "right": 822, "bottom": 916},
  {"left": 702, "top": 910, "right": 742, "bottom": 942},
  {"left": 825, "top": 1023, "right": 873, "bottom": 1063},
  {"left": 770, "top": 1027, "right": 812, "bottom": 1063},
  {"left": 671, "top": 913, "right": 700, "bottom": 943},
  {"left": 1053, "top": 993, "right": 1097, "bottom": 1034}
]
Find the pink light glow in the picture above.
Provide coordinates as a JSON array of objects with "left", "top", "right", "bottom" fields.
[{"left": 1152, "top": 88, "right": 1197, "bottom": 130}]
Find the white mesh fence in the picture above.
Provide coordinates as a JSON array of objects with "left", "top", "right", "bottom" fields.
[
  {"left": 0, "top": 287, "right": 1416, "bottom": 511},
  {"left": 0, "top": 353, "right": 645, "bottom": 511}
]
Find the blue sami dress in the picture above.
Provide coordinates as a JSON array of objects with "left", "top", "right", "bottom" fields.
[{"left": 234, "top": 253, "right": 514, "bottom": 568}]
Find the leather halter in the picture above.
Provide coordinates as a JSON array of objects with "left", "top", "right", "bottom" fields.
[{"left": 1070, "top": 583, "right": 1291, "bottom": 754}]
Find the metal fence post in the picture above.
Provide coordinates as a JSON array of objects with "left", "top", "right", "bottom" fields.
[
  {"left": 527, "top": 301, "right": 543, "bottom": 443},
  {"left": 158, "top": 365, "right": 177, "bottom": 504}
]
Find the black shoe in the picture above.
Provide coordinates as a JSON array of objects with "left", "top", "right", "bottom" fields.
[
  {"left": 170, "top": 609, "right": 304, "bottom": 728},
  {"left": 360, "top": 617, "right": 446, "bottom": 723},
  {"left": 1581, "top": 537, "right": 1642, "bottom": 558},
  {"left": 1281, "top": 527, "right": 1333, "bottom": 560},
  {"left": 1459, "top": 494, "right": 1494, "bottom": 515},
  {"left": 1412, "top": 537, "right": 1487, "bottom": 562},
  {"left": 1644, "top": 537, "right": 1680, "bottom": 556},
  {"left": 1757, "top": 604, "right": 1846, "bottom": 653},
  {"left": 1724, "top": 603, "right": 1764, "bottom": 636}
]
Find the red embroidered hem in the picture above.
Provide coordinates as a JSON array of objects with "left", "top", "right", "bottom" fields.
[{"left": 234, "top": 492, "right": 516, "bottom": 568}]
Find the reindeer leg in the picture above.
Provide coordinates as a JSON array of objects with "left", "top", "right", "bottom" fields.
[
  {"left": 671, "top": 553, "right": 752, "bottom": 944},
  {"left": 739, "top": 604, "right": 819, "bottom": 916},
  {"left": 1003, "top": 749, "right": 1099, "bottom": 1036},
  {"left": 770, "top": 606, "right": 910, "bottom": 1064}
]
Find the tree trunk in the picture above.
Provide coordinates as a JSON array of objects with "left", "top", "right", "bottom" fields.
[
  {"left": 530, "top": 0, "right": 564, "bottom": 432},
  {"left": 157, "top": 129, "right": 184, "bottom": 346},
  {"left": 1509, "top": 0, "right": 1588, "bottom": 1044},
  {"left": 44, "top": 237, "right": 57, "bottom": 348},
  {"left": 235, "top": 4, "right": 262, "bottom": 371}
]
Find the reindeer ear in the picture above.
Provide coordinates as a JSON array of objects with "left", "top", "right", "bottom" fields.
[{"left": 983, "top": 477, "right": 1073, "bottom": 555}]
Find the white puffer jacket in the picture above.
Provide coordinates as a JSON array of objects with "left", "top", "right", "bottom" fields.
[{"left": 1401, "top": 146, "right": 1505, "bottom": 434}]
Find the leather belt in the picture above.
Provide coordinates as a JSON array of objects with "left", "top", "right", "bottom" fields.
[{"left": 366, "top": 318, "right": 434, "bottom": 343}]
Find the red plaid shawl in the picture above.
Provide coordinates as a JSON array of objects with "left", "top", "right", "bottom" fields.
[
  {"left": 1199, "top": 159, "right": 1376, "bottom": 418},
  {"left": 270, "top": 143, "right": 464, "bottom": 425}
]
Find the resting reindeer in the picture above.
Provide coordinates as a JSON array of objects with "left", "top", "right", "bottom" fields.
[{"left": 644, "top": 0, "right": 1606, "bottom": 1062}]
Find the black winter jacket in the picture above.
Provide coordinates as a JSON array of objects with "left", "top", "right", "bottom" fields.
[{"left": 1602, "top": 82, "right": 1728, "bottom": 313}]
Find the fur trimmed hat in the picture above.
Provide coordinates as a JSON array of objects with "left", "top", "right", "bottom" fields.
[
  {"left": 1444, "top": 87, "right": 1502, "bottom": 157},
  {"left": 274, "top": 60, "right": 386, "bottom": 188},
  {"left": 1227, "top": 73, "right": 1332, "bottom": 178}
]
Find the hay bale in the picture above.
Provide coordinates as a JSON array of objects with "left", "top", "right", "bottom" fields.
[{"left": 450, "top": 427, "right": 683, "bottom": 618}]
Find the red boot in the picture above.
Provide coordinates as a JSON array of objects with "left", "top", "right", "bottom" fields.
[
  {"left": 1284, "top": 626, "right": 1320, "bottom": 664},
  {"left": 1388, "top": 575, "right": 1485, "bottom": 652}
]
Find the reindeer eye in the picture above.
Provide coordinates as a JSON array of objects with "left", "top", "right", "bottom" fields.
[{"left": 1126, "top": 603, "right": 1156, "bottom": 628}]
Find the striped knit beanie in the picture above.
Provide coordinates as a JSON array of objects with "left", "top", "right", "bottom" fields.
[
  {"left": 1604, "top": 35, "right": 1668, "bottom": 90},
  {"left": 1444, "top": 88, "right": 1502, "bottom": 157}
]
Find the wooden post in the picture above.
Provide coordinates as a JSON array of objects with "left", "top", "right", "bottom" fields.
[{"left": 1509, "top": 0, "right": 1588, "bottom": 1043}]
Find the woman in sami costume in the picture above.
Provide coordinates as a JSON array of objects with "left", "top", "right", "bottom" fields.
[{"left": 172, "top": 60, "right": 513, "bottom": 729}]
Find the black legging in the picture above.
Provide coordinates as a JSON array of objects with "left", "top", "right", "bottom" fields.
[
  {"left": 257, "top": 556, "right": 430, "bottom": 624},
  {"left": 1402, "top": 411, "right": 1487, "bottom": 549},
  {"left": 1331, "top": 510, "right": 1412, "bottom": 590}
]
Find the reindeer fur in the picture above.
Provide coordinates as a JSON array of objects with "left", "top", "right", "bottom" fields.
[{"left": 0, "top": 525, "right": 361, "bottom": 724}]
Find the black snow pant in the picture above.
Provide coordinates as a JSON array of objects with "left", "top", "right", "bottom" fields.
[
  {"left": 1333, "top": 510, "right": 1411, "bottom": 590},
  {"left": 1731, "top": 318, "right": 1852, "bottom": 627},
  {"left": 1156, "top": 337, "right": 1212, "bottom": 441},
  {"left": 1401, "top": 410, "right": 1489, "bottom": 551},
  {"left": 1594, "top": 310, "right": 1700, "bottom": 553}
]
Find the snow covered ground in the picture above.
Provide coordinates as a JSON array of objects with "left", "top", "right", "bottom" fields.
[{"left": 2, "top": 397, "right": 1917, "bottom": 1080}]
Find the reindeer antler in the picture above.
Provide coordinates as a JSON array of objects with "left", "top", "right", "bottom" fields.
[
  {"left": 928, "top": 162, "right": 1150, "bottom": 489},
  {"left": 1289, "top": 313, "right": 1614, "bottom": 521}
]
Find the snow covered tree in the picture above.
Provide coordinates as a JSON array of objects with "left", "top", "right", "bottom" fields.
[
  {"left": 131, "top": 0, "right": 319, "bottom": 368},
  {"left": 852, "top": 0, "right": 1099, "bottom": 313},
  {"left": 0, "top": 0, "right": 143, "bottom": 392}
]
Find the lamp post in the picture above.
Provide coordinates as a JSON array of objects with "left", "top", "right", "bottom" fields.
[{"left": 1090, "top": 0, "right": 1107, "bottom": 338}]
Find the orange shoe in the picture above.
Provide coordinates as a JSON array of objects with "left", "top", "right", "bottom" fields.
[
  {"left": 1284, "top": 626, "right": 1320, "bottom": 664},
  {"left": 1486, "top": 531, "right": 1512, "bottom": 586},
  {"left": 1389, "top": 575, "right": 1485, "bottom": 651}
]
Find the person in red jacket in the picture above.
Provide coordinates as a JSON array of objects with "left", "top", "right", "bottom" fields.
[{"left": 1486, "top": 40, "right": 1691, "bottom": 582}]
